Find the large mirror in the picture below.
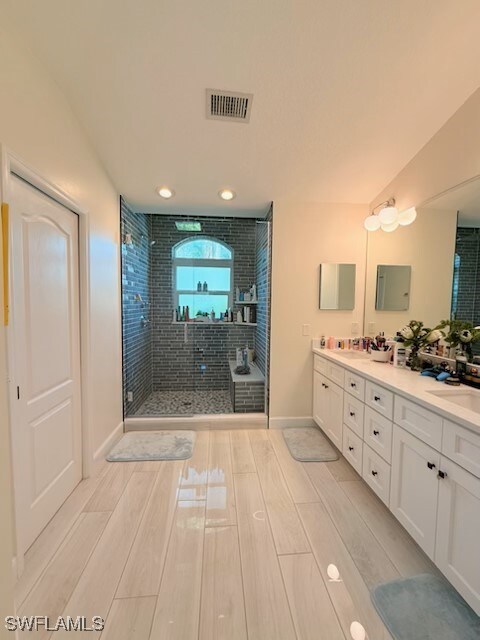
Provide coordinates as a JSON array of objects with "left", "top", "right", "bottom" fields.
[
  {"left": 375, "top": 265, "right": 411, "bottom": 311},
  {"left": 319, "top": 263, "right": 356, "bottom": 310},
  {"left": 364, "top": 203, "right": 457, "bottom": 337},
  {"left": 364, "top": 175, "right": 480, "bottom": 360}
]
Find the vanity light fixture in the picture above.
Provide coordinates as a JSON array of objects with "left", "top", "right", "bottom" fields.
[
  {"left": 156, "top": 186, "right": 175, "bottom": 199},
  {"left": 364, "top": 198, "right": 417, "bottom": 232},
  {"left": 218, "top": 188, "right": 236, "bottom": 201}
]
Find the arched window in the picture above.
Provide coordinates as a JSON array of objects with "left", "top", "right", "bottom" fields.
[{"left": 172, "top": 237, "right": 234, "bottom": 317}]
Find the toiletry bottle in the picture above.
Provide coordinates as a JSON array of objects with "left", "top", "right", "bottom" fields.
[
  {"left": 203, "top": 281, "right": 208, "bottom": 292},
  {"left": 210, "top": 308, "right": 215, "bottom": 321},
  {"left": 320, "top": 336, "right": 326, "bottom": 349},
  {"left": 251, "top": 284, "right": 257, "bottom": 301},
  {"left": 455, "top": 353, "right": 467, "bottom": 378},
  {"left": 197, "top": 281, "right": 202, "bottom": 292},
  {"left": 185, "top": 306, "right": 190, "bottom": 322},
  {"left": 236, "top": 310, "right": 243, "bottom": 323}
]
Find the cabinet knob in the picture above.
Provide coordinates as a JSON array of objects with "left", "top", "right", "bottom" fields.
[
  {"left": 373, "top": 430, "right": 379, "bottom": 436},
  {"left": 348, "top": 446, "right": 354, "bottom": 451},
  {"left": 427, "top": 462, "right": 436, "bottom": 470},
  {"left": 371, "top": 470, "right": 378, "bottom": 477},
  {"left": 324, "top": 384, "right": 329, "bottom": 389},
  {"left": 349, "top": 411, "right": 355, "bottom": 417},
  {"left": 374, "top": 396, "right": 381, "bottom": 402},
  {"left": 438, "top": 470, "right": 447, "bottom": 479},
  {"left": 350, "top": 382, "right": 356, "bottom": 388}
]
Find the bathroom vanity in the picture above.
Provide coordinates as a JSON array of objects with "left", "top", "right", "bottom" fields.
[{"left": 312, "top": 346, "right": 480, "bottom": 614}]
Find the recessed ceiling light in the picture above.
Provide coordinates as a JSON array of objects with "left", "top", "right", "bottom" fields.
[
  {"left": 219, "top": 188, "right": 236, "bottom": 201},
  {"left": 156, "top": 186, "right": 175, "bottom": 199}
]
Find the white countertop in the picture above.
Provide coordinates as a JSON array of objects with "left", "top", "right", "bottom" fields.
[{"left": 313, "top": 347, "right": 480, "bottom": 435}]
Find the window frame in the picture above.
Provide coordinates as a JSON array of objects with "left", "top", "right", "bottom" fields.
[{"left": 172, "top": 237, "right": 234, "bottom": 315}]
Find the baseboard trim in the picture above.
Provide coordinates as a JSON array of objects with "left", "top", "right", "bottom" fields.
[
  {"left": 124, "top": 413, "right": 268, "bottom": 431},
  {"left": 268, "top": 416, "right": 315, "bottom": 429},
  {"left": 92, "top": 421, "right": 124, "bottom": 471}
]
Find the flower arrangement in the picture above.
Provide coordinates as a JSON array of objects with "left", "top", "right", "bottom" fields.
[
  {"left": 436, "top": 319, "right": 480, "bottom": 360},
  {"left": 398, "top": 320, "right": 438, "bottom": 370}
]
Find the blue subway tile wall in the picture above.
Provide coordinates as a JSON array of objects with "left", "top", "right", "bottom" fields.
[{"left": 121, "top": 199, "right": 153, "bottom": 415}]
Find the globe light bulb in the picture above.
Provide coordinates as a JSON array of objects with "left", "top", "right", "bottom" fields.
[
  {"left": 378, "top": 205, "right": 399, "bottom": 224},
  {"left": 381, "top": 220, "right": 399, "bottom": 232},
  {"left": 364, "top": 215, "right": 381, "bottom": 231},
  {"left": 398, "top": 206, "right": 417, "bottom": 226}
]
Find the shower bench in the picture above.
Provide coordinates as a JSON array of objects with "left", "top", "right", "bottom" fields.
[{"left": 228, "top": 360, "right": 265, "bottom": 413}]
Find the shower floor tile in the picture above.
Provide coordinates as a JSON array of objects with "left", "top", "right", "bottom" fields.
[{"left": 134, "top": 389, "right": 233, "bottom": 416}]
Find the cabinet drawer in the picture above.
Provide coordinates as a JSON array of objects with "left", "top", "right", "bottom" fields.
[
  {"left": 326, "top": 361, "right": 345, "bottom": 387},
  {"left": 344, "top": 371, "right": 365, "bottom": 401},
  {"left": 364, "top": 407, "right": 393, "bottom": 463},
  {"left": 343, "top": 394, "right": 364, "bottom": 438},
  {"left": 394, "top": 396, "right": 443, "bottom": 450},
  {"left": 314, "top": 354, "right": 328, "bottom": 375},
  {"left": 442, "top": 420, "right": 480, "bottom": 479},
  {"left": 362, "top": 444, "right": 391, "bottom": 507},
  {"left": 342, "top": 426, "right": 363, "bottom": 475},
  {"left": 365, "top": 381, "right": 394, "bottom": 420}
]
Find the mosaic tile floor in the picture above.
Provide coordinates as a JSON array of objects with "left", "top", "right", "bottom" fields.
[{"left": 134, "top": 389, "right": 233, "bottom": 416}]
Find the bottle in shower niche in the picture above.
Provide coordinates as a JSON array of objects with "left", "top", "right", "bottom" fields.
[
  {"left": 203, "top": 281, "right": 208, "bottom": 292},
  {"left": 185, "top": 306, "right": 190, "bottom": 322},
  {"left": 236, "top": 310, "right": 243, "bottom": 323},
  {"left": 197, "top": 281, "right": 202, "bottom": 292}
]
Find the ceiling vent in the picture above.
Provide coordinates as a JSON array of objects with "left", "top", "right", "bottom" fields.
[{"left": 206, "top": 89, "right": 253, "bottom": 123}]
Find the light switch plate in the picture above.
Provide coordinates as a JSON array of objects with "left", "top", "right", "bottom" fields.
[{"left": 302, "top": 324, "right": 310, "bottom": 336}]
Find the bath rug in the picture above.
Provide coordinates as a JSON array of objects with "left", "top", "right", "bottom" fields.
[
  {"left": 283, "top": 427, "right": 338, "bottom": 462},
  {"left": 371, "top": 573, "right": 480, "bottom": 640},
  {"left": 107, "top": 431, "right": 195, "bottom": 462}
]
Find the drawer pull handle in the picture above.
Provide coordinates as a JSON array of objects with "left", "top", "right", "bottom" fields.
[
  {"left": 373, "top": 430, "right": 379, "bottom": 436},
  {"left": 350, "top": 382, "right": 356, "bottom": 388},
  {"left": 349, "top": 411, "right": 355, "bottom": 417},
  {"left": 374, "top": 395, "right": 381, "bottom": 402},
  {"left": 371, "top": 470, "right": 378, "bottom": 477},
  {"left": 438, "top": 470, "right": 447, "bottom": 479},
  {"left": 348, "top": 446, "right": 354, "bottom": 451},
  {"left": 427, "top": 462, "right": 436, "bottom": 470}
]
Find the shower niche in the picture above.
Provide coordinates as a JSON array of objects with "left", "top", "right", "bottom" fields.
[{"left": 120, "top": 199, "right": 272, "bottom": 419}]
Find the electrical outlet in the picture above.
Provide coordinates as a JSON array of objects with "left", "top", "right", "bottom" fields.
[
  {"left": 127, "top": 391, "right": 133, "bottom": 402},
  {"left": 351, "top": 322, "right": 359, "bottom": 335},
  {"left": 302, "top": 324, "right": 310, "bottom": 336},
  {"left": 368, "top": 322, "right": 376, "bottom": 335}
]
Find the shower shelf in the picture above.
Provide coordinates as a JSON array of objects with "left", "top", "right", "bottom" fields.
[
  {"left": 171, "top": 321, "right": 256, "bottom": 327},
  {"left": 235, "top": 300, "right": 258, "bottom": 304}
]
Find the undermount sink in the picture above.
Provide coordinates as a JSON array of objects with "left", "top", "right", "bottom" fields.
[{"left": 428, "top": 388, "right": 480, "bottom": 414}]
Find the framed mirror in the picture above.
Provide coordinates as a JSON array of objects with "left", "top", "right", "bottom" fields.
[
  {"left": 319, "top": 263, "right": 356, "bottom": 310},
  {"left": 375, "top": 265, "right": 411, "bottom": 311}
]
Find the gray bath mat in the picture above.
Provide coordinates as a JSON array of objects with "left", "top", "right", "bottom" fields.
[
  {"left": 371, "top": 574, "right": 480, "bottom": 640},
  {"left": 107, "top": 431, "right": 195, "bottom": 462},
  {"left": 283, "top": 427, "right": 338, "bottom": 462}
]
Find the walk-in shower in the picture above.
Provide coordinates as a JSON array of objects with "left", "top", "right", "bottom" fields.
[{"left": 121, "top": 200, "right": 272, "bottom": 418}]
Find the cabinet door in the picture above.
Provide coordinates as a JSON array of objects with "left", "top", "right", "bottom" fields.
[
  {"left": 313, "top": 371, "right": 326, "bottom": 430},
  {"left": 390, "top": 426, "right": 440, "bottom": 558},
  {"left": 436, "top": 457, "right": 480, "bottom": 615},
  {"left": 326, "top": 380, "right": 343, "bottom": 450}
]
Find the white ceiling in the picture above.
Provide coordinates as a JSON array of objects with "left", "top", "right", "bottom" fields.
[{"left": 3, "top": 0, "right": 480, "bottom": 215}]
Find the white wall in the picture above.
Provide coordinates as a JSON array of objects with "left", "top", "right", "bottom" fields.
[
  {"left": 364, "top": 208, "right": 457, "bottom": 336},
  {"left": 269, "top": 201, "right": 367, "bottom": 423},
  {"left": 0, "top": 10, "right": 122, "bottom": 597}
]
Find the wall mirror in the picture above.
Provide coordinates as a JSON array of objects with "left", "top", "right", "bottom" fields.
[
  {"left": 319, "top": 263, "right": 356, "bottom": 310},
  {"left": 375, "top": 265, "right": 411, "bottom": 311}
]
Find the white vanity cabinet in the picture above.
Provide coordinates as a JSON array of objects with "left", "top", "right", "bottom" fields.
[
  {"left": 435, "top": 457, "right": 480, "bottom": 613},
  {"left": 312, "top": 370, "right": 343, "bottom": 449},
  {"left": 390, "top": 426, "right": 441, "bottom": 558},
  {"left": 312, "top": 350, "right": 480, "bottom": 614}
]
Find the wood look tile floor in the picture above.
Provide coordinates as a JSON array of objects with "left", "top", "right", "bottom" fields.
[{"left": 14, "top": 429, "right": 438, "bottom": 639}]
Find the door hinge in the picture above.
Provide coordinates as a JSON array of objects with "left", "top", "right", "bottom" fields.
[{"left": 17, "top": 386, "right": 20, "bottom": 400}]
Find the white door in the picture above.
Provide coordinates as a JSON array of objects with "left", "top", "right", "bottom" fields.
[
  {"left": 325, "top": 380, "right": 343, "bottom": 450},
  {"left": 10, "top": 175, "right": 82, "bottom": 554},
  {"left": 436, "top": 457, "right": 480, "bottom": 615},
  {"left": 390, "top": 426, "right": 439, "bottom": 558}
]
